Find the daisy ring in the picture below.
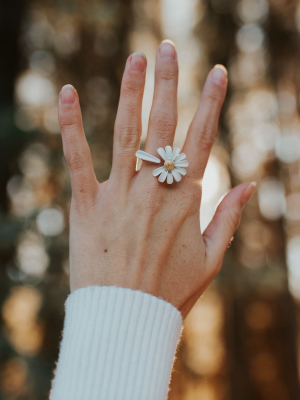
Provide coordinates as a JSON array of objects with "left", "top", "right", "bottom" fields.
[{"left": 136, "top": 146, "right": 189, "bottom": 185}]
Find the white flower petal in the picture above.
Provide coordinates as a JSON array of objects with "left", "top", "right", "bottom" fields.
[
  {"left": 175, "top": 167, "right": 187, "bottom": 176},
  {"left": 175, "top": 160, "right": 189, "bottom": 168},
  {"left": 165, "top": 146, "right": 172, "bottom": 159},
  {"left": 152, "top": 166, "right": 165, "bottom": 177},
  {"left": 171, "top": 147, "right": 180, "bottom": 160},
  {"left": 158, "top": 170, "right": 168, "bottom": 182},
  {"left": 172, "top": 169, "right": 182, "bottom": 182},
  {"left": 157, "top": 148, "right": 167, "bottom": 160},
  {"left": 174, "top": 153, "right": 186, "bottom": 162},
  {"left": 167, "top": 172, "right": 173, "bottom": 184},
  {"left": 136, "top": 150, "right": 161, "bottom": 164}
]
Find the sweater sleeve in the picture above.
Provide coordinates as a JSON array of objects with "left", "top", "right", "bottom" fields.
[{"left": 50, "top": 286, "right": 183, "bottom": 400}]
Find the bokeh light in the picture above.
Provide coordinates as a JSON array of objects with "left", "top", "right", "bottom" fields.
[
  {"left": 37, "top": 207, "right": 65, "bottom": 237},
  {"left": 2, "top": 286, "right": 43, "bottom": 356},
  {"left": 17, "top": 231, "right": 49, "bottom": 278},
  {"left": 1, "top": 0, "right": 300, "bottom": 399}
]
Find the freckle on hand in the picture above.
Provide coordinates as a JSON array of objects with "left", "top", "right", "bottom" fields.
[{"left": 104, "top": 249, "right": 108, "bottom": 253}]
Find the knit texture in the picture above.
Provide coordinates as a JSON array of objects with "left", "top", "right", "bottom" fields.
[{"left": 50, "top": 286, "right": 183, "bottom": 400}]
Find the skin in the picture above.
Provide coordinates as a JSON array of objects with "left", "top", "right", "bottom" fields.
[{"left": 58, "top": 41, "right": 256, "bottom": 320}]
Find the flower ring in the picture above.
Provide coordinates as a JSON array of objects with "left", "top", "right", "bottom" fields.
[{"left": 136, "top": 146, "right": 189, "bottom": 184}]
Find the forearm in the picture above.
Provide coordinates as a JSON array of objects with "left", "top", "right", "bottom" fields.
[{"left": 50, "top": 286, "right": 182, "bottom": 400}]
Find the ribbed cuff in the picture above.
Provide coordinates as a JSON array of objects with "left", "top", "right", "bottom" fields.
[{"left": 50, "top": 286, "right": 183, "bottom": 400}]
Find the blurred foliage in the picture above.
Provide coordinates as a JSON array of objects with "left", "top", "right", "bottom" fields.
[{"left": 1, "top": 0, "right": 300, "bottom": 399}]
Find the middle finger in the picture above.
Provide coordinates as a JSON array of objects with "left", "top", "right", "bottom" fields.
[{"left": 145, "top": 41, "right": 179, "bottom": 155}]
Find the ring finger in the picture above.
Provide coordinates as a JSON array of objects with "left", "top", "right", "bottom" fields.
[{"left": 144, "top": 40, "right": 179, "bottom": 156}]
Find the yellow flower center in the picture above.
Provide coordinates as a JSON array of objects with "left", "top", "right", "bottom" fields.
[{"left": 164, "top": 159, "right": 175, "bottom": 171}]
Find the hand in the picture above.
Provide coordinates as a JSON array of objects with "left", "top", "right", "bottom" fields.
[{"left": 58, "top": 41, "right": 255, "bottom": 320}]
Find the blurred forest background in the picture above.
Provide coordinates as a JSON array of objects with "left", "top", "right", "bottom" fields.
[{"left": 1, "top": 0, "right": 300, "bottom": 399}]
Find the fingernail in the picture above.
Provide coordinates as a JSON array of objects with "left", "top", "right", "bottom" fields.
[
  {"left": 242, "top": 181, "right": 257, "bottom": 205},
  {"left": 212, "top": 65, "right": 228, "bottom": 86},
  {"left": 159, "top": 40, "right": 177, "bottom": 60},
  {"left": 61, "top": 84, "right": 76, "bottom": 105},
  {"left": 130, "top": 52, "right": 147, "bottom": 73}
]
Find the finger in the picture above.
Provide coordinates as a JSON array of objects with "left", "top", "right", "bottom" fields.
[
  {"left": 145, "top": 40, "right": 178, "bottom": 154},
  {"left": 111, "top": 52, "right": 147, "bottom": 184},
  {"left": 59, "top": 85, "right": 97, "bottom": 202},
  {"left": 203, "top": 182, "right": 257, "bottom": 273},
  {"left": 183, "top": 65, "right": 228, "bottom": 180}
]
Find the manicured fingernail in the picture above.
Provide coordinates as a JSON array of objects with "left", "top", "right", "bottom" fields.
[
  {"left": 242, "top": 181, "right": 257, "bottom": 205},
  {"left": 159, "top": 40, "right": 177, "bottom": 60},
  {"left": 212, "top": 65, "right": 228, "bottom": 86},
  {"left": 130, "top": 52, "right": 147, "bottom": 73},
  {"left": 61, "top": 84, "right": 76, "bottom": 105}
]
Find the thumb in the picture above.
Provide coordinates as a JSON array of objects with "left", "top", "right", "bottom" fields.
[{"left": 203, "top": 182, "right": 257, "bottom": 273}]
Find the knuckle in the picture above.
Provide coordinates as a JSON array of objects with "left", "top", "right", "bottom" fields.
[
  {"left": 198, "top": 122, "right": 216, "bottom": 151},
  {"left": 206, "top": 87, "right": 223, "bottom": 104},
  {"left": 59, "top": 111, "right": 77, "bottom": 127},
  {"left": 151, "top": 113, "right": 177, "bottom": 137},
  {"left": 115, "top": 124, "right": 140, "bottom": 149},
  {"left": 122, "top": 80, "right": 143, "bottom": 97},
  {"left": 227, "top": 208, "right": 241, "bottom": 232},
  {"left": 65, "top": 147, "right": 90, "bottom": 172},
  {"left": 158, "top": 65, "right": 178, "bottom": 82}
]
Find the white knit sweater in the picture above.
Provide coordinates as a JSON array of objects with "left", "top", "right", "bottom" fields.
[{"left": 50, "top": 286, "right": 183, "bottom": 400}]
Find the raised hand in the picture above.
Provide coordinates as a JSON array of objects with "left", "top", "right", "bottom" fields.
[{"left": 58, "top": 41, "right": 255, "bottom": 319}]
